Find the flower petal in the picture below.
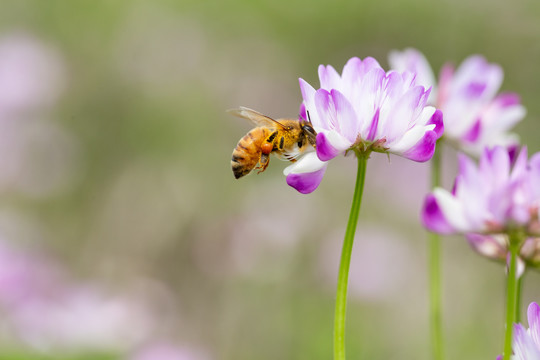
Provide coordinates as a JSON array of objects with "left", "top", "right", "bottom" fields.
[
  {"left": 284, "top": 152, "right": 327, "bottom": 194},
  {"left": 513, "top": 323, "right": 540, "bottom": 360},
  {"left": 527, "top": 302, "right": 540, "bottom": 347},
  {"left": 316, "top": 131, "right": 350, "bottom": 161},
  {"left": 461, "top": 118, "right": 481, "bottom": 143},
  {"left": 399, "top": 130, "right": 438, "bottom": 162},
  {"left": 422, "top": 188, "right": 479, "bottom": 234},
  {"left": 387, "top": 48, "right": 437, "bottom": 100},
  {"left": 331, "top": 89, "right": 360, "bottom": 143},
  {"left": 465, "top": 233, "right": 506, "bottom": 260},
  {"left": 421, "top": 193, "right": 455, "bottom": 234},
  {"left": 427, "top": 108, "right": 444, "bottom": 138},
  {"left": 318, "top": 64, "right": 341, "bottom": 91}
]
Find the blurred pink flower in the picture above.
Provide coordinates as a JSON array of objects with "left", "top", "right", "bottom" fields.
[
  {"left": 11, "top": 287, "right": 155, "bottom": 353},
  {"left": 0, "top": 237, "right": 65, "bottom": 307},
  {"left": 131, "top": 342, "right": 210, "bottom": 360},
  {"left": 0, "top": 33, "right": 78, "bottom": 196},
  {"left": 317, "top": 225, "right": 418, "bottom": 301},
  {"left": 0, "top": 33, "right": 65, "bottom": 115},
  {"left": 389, "top": 48, "right": 526, "bottom": 156},
  {"left": 422, "top": 147, "right": 540, "bottom": 236},
  {"left": 0, "top": 236, "right": 166, "bottom": 354}
]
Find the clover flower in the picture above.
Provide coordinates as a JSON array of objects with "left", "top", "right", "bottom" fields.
[
  {"left": 422, "top": 146, "right": 540, "bottom": 236},
  {"left": 389, "top": 48, "right": 526, "bottom": 156},
  {"left": 511, "top": 302, "right": 540, "bottom": 360},
  {"left": 285, "top": 56, "right": 443, "bottom": 193}
]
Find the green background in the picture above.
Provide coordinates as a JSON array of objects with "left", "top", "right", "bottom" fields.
[{"left": 1, "top": 0, "right": 540, "bottom": 359}]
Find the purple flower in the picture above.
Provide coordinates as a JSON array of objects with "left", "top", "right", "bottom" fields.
[
  {"left": 422, "top": 146, "right": 540, "bottom": 236},
  {"left": 285, "top": 57, "right": 443, "bottom": 193},
  {"left": 389, "top": 49, "right": 525, "bottom": 156},
  {"left": 512, "top": 302, "right": 540, "bottom": 360}
]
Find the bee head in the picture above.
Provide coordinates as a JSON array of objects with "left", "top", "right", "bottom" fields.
[{"left": 299, "top": 110, "right": 317, "bottom": 148}]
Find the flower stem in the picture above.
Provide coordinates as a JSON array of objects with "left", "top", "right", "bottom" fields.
[
  {"left": 334, "top": 151, "right": 368, "bottom": 360},
  {"left": 429, "top": 146, "right": 444, "bottom": 360},
  {"left": 515, "top": 273, "right": 523, "bottom": 324},
  {"left": 502, "top": 233, "right": 522, "bottom": 360}
]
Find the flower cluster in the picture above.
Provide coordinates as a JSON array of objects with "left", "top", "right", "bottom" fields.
[
  {"left": 389, "top": 48, "right": 526, "bottom": 156},
  {"left": 422, "top": 146, "right": 540, "bottom": 236},
  {"left": 285, "top": 56, "right": 443, "bottom": 193}
]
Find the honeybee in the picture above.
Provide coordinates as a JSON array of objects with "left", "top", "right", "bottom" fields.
[{"left": 229, "top": 107, "right": 317, "bottom": 179}]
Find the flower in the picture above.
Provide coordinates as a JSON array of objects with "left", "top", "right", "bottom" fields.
[
  {"left": 388, "top": 48, "right": 526, "bottom": 156},
  {"left": 511, "top": 302, "right": 540, "bottom": 360},
  {"left": 130, "top": 342, "right": 210, "bottom": 360},
  {"left": 422, "top": 146, "right": 540, "bottom": 236},
  {"left": 284, "top": 56, "right": 443, "bottom": 193},
  {"left": 0, "top": 33, "right": 78, "bottom": 197}
]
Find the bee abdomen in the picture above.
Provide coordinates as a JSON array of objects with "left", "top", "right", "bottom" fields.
[
  {"left": 231, "top": 127, "right": 268, "bottom": 179},
  {"left": 231, "top": 153, "right": 250, "bottom": 179}
]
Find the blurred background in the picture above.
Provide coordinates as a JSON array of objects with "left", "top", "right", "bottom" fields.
[{"left": 0, "top": 0, "right": 539, "bottom": 359}]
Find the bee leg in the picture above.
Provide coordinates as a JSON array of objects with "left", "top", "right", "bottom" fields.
[{"left": 257, "top": 153, "right": 270, "bottom": 174}]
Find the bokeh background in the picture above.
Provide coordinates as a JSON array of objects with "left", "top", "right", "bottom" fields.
[{"left": 0, "top": 0, "right": 539, "bottom": 359}]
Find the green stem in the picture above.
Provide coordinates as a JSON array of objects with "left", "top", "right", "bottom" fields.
[
  {"left": 429, "top": 146, "right": 444, "bottom": 360},
  {"left": 515, "top": 273, "right": 523, "bottom": 324},
  {"left": 502, "top": 235, "right": 521, "bottom": 360},
  {"left": 334, "top": 151, "right": 368, "bottom": 360}
]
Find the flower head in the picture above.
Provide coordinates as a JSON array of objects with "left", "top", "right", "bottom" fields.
[
  {"left": 511, "top": 302, "right": 540, "bottom": 360},
  {"left": 285, "top": 57, "right": 443, "bottom": 193},
  {"left": 422, "top": 146, "right": 540, "bottom": 236},
  {"left": 389, "top": 48, "right": 526, "bottom": 156}
]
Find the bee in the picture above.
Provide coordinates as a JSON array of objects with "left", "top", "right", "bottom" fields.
[{"left": 229, "top": 107, "right": 317, "bottom": 179}]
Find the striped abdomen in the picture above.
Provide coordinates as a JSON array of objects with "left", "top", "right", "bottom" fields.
[{"left": 231, "top": 127, "right": 271, "bottom": 179}]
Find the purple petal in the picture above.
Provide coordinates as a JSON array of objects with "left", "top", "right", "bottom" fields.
[
  {"left": 286, "top": 167, "right": 326, "bottom": 194},
  {"left": 330, "top": 89, "right": 359, "bottom": 142},
  {"left": 299, "top": 78, "right": 316, "bottom": 102},
  {"left": 353, "top": 57, "right": 382, "bottom": 79},
  {"left": 428, "top": 109, "right": 444, "bottom": 138},
  {"left": 387, "top": 48, "right": 436, "bottom": 91},
  {"left": 316, "top": 132, "right": 345, "bottom": 161},
  {"left": 461, "top": 118, "right": 482, "bottom": 143},
  {"left": 366, "top": 108, "right": 380, "bottom": 141},
  {"left": 299, "top": 103, "right": 307, "bottom": 121},
  {"left": 314, "top": 89, "right": 336, "bottom": 130},
  {"left": 400, "top": 130, "right": 438, "bottom": 162},
  {"left": 513, "top": 323, "right": 540, "bottom": 360},
  {"left": 495, "top": 92, "right": 521, "bottom": 107},
  {"left": 421, "top": 194, "right": 455, "bottom": 234},
  {"left": 318, "top": 64, "right": 341, "bottom": 90},
  {"left": 528, "top": 302, "right": 540, "bottom": 347},
  {"left": 436, "top": 64, "right": 455, "bottom": 105},
  {"left": 529, "top": 152, "right": 540, "bottom": 199},
  {"left": 510, "top": 146, "right": 528, "bottom": 181},
  {"left": 465, "top": 233, "right": 506, "bottom": 260},
  {"left": 341, "top": 57, "right": 363, "bottom": 84}
]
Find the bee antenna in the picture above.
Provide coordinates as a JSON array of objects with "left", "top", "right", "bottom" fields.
[{"left": 306, "top": 110, "right": 312, "bottom": 122}]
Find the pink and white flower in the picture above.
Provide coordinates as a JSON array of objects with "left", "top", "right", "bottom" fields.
[
  {"left": 389, "top": 48, "right": 526, "bottom": 155},
  {"left": 285, "top": 57, "right": 443, "bottom": 193},
  {"left": 422, "top": 146, "right": 540, "bottom": 236}
]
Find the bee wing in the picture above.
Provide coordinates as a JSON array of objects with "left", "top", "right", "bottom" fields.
[{"left": 227, "top": 107, "right": 286, "bottom": 129}]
